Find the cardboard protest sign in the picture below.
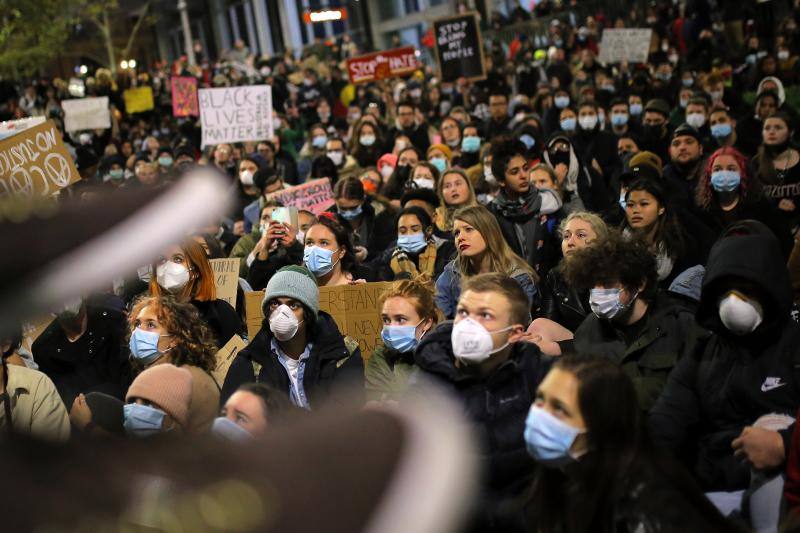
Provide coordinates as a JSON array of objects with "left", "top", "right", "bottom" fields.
[
  {"left": 171, "top": 76, "right": 199, "bottom": 117},
  {"left": 212, "top": 334, "right": 247, "bottom": 384},
  {"left": 0, "top": 119, "right": 81, "bottom": 198},
  {"left": 598, "top": 29, "right": 653, "bottom": 64},
  {"left": 346, "top": 47, "right": 418, "bottom": 84},
  {"left": 265, "top": 178, "right": 334, "bottom": 216},
  {"left": 245, "top": 291, "right": 266, "bottom": 339},
  {"left": 0, "top": 117, "right": 46, "bottom": 141},
  {"left": 433, "top": 12, "right": 486, "bottom": 83},
  {"left": 199, "top": 85, "right": 273, "bottom": 148},
  {"left": 123, "top": 86, "right": 155, "bottom": 114},
  {"left": 210, "top": 258, "right": 240, "bottom": 307},
  {"left": 62, "top": 96, "right": 111, "bottom": 132}
]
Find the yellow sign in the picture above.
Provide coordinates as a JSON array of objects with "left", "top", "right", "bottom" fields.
[
  {"left": 210, "top": 258, "right": 239, "bottom": 308},
  {"left": 123, "top": 86, "right": 155, "bottom": 114},
  {"left": 212, "top": 334, "right": 247, "bottom": 385}
]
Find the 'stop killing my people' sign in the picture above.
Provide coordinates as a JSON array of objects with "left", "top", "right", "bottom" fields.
[
  {"left": 433, "top": 12, "right": 486, "bottom": 83},
  {"left": 199, "top": 85, "right": 273, "bottom": 148}
]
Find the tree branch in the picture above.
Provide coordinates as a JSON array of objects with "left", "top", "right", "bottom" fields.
[{"left": 122, "top": 0, "right": 152, "bottom": 58}]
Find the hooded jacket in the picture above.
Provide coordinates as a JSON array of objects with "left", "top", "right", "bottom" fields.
[{"left": 649, "top": 234, "right": 800, "bottom": 491}]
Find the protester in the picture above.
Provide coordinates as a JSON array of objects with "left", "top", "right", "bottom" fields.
[
  {"left": 303, "top": 212, "right": 371, "bottom": 286},
  {"left": 434, "top": 168, "right": 478, "bottom": 237},
  {"left": 331, "top": 177, "right": 394, "bottom": 261},
  {"left": 212, "top": 382, "right": 297, "bottom": 440},
  {"left": 123, "top": 363, "right": 193, "bottom": 438}
]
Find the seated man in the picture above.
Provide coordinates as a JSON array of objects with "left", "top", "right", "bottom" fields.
[{"left": 562, "top": 232, "right": 696, "bottom": 411}]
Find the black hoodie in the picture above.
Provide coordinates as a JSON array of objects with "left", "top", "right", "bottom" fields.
[{"left": 650, "top": 234, "right": 800, "bottom": 491}]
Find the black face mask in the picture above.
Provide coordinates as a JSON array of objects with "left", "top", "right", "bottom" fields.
[
  {"left": 643, "top": 124, "right": 664, "bottom": 142},
  {"left": 395, "top": 164, "right": 411, "bottom": 183},
  {"left": 549, "top": 149, "right": 570, "bottom": 166},
  {"left": 765, "top": 139, "right": 791, "bottom": 157}
]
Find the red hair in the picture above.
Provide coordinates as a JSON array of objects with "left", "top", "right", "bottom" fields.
[
  {"left": 149, "top": 239, "right": 217, "bottom": 302},
  {"left": 697, "top": 147, "right": 753, "bottom": 209}
]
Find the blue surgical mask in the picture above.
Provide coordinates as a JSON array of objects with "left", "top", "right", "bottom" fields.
[
  {"left": 381, "top": 321, "right": 423, "bottom": 353},
  {"left": 109, "top": 168, "right": 125, "bottom": 181},
  {"left": 554, "top": 96, "right": 570, "bottom": 109},
  {"left": 629, "top": 103, "right": 643, "bottom": 116},
  {"left": 461, "top": 136, "right": 481, "bottom": 153},
  {"left": 303, "top": 245, "right": 338, "bottom": 277},
  {"left": 520, "top": 134, "right": 536, "bottom": 150},
  {"left": 158, "top": 156, "right": 173, "bottom": 168},
  {"left": 590, "top": 288, "right": 635, "bottom": 320},
  {"left": 397, "top": 232, "right": 428, "bottom": 253},
  {"left": 211, "top": 417, "right": 253, "bottom": 441},
  {"left": 312, "top": 135, "right": 327, "bottom": 149},
  {"left": 430, "top": 157, "right": 447, "bottom": 173},
  {"left": 710, "top": 123, "right": 732, "bottom": 139},
  {"left": 123, "top": 403, "right": 167, "bottom": 437},
  {"left": 682, "top": 78, "right": 694, "bottom": 87},
  {"left": 524, "top": 405, "right": 585, "bottom": 467},
  {"left": 711, "top": 170, "right": 741, "bottom": 192},
  {"left": 129, "top": 328, "right": 170, "bottom": 364},
  {"left": 560, "top": 117, "right": 576, "bottom": 132},
  {"left": 339, "top": 204, "right": 363, "bottom": 220},
  {"left": 610, "top": 113, "right": 628, "bottom": 127}
]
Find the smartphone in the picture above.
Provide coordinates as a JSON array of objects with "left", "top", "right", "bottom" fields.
[{"left": 271, "top": 206, "right": 299, "bottom": 230}]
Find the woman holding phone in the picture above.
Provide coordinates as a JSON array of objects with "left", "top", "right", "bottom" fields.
[{"left": 247, "top": 206, "right": 308, "bottom": 291}]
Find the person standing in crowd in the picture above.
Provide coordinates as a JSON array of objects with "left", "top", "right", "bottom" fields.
[
  {"left": 246, "top": 208, "right": 306, "bottom": 291},
  {"left": 382, "top": 146, "right": 422, "bottom": 202},
  {"left": 230, "top": 200, "right": 283, "bottom": 277},
  {"left": 349, "top": 118, "right": 384, "bottom": 168}
]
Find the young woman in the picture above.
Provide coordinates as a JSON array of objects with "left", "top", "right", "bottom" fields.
[
  {"left": 331, "top": 177, "right": 395, "bottom": 262},
  {"left": 439, "top": 116, "right": 463, "bottom": 154},
  {"left": 150, "top": 239, "right": 242, "bottom": 347},
  {"left": 303, "top": 213, "right": 370, "bottom": 286},
  {"left": 297, "top": 123, "right": 328, "bottom": 180},
  {"left": 349, "top": 118, "right": 384, "bottom": 168},
  {"left": 127, "top": 295, "right": 220, "bottom": 433},
  {"left": 426, "top": 143, "right": 452, "bottom": 175},
  {"left": 434, "top": 169, "right": 478, "bottom": 237},
  {"left": 408, "top": 161, "right": 440, "bottom": 192},
  {"left": 435, "top": 205, "right": 539, "bottom": 318},
  {"left": 524, "top": 355, "right": 735, "bottom": 532},
  {"left": 366, "top": 278, "right": 439, "bottom": 402},
  {"left": 754, "top": 112, "right": 800, "bottom": 229},
  {"left": 451, "top": 122, "right": 482, "bottom": 170},
  {"left": 212, "top": 382, "right": 298, "bottom": 440}
]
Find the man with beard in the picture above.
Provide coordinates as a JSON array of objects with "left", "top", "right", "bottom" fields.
[{"left": 662, "top": 124, "right": 706, "bottom": 210}]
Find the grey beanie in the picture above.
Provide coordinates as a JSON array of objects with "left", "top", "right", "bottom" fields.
[{"left": 263, "top": 266, "right": 320, "bottom": 317}]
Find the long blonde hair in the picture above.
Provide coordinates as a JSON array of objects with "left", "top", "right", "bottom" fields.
[
  {"left": 435, "top": 169, "right": 477, "bottom": 231},
  {"left": 453, "top": 205, "right": 538, "bottom": 282}
]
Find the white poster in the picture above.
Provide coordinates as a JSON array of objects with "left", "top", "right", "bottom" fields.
[
  {"left": 598, "top": 29, "right": 653, "bottom": 64},
  {"left": 199, "top": 85, "right": 273, "bottom": 148},
  {"left": 61, "top": 97, "right": 111, "bottom": 132}
]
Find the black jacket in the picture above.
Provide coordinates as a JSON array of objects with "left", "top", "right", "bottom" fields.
[
  {"left": 333, "top": 201, "right": 395, "bottom": 261},
  {"left": 538, "top": 266, "right": 589, "bottom": 332},
  {"left": 488, "top": 194, "right": 554, "bottom": 277},
  {"left": 247, "top": 240, "right": 304, "bottom": 290},
  {"left": 221, "top": 311, "right": 363, "bottom": 407},
  {"left": 650, "top": 234, "right": 800, "bottom": 491},
  {"left": 191, "top": 299, "right": 242, "bottom": 348}
]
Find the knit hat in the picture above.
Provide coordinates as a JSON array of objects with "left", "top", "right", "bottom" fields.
[
  {"left": 263, "top": 266, "right": 320, "bottom": 318},
  {"left": 628, "top": 151, "right": 663, "bottom": 178},
  {"left": 644, "top": 98, "right": 670, "bottom": 118},
  {"left": 126, "top": 364, "right": 193, "bottom": 430},
  {"left": 84, "top": 392, "right": 124, "bottom": 435},
  {"left": 427, "top": 143, "right": 452, "bottom": 161}
]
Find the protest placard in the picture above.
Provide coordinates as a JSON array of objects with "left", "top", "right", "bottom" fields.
[
  {"left": 346, "top": 47, "right": 418, "bottom": 84},
  {"left": 0, "top": 117, "right": 46, "bottom": 141},
  {"left": 62, "top": 96, "right": 111, "bottom": 132},
  {"left": 265, "top": 178, "right": 334, "bottom": 215},
  {"left": 210, "top": 258, "right": 240, "bottom": 308},
  {"left": 598, "top": 29, "right": 653, "bottom": 64},
  {"left": 199, "top": 85, "right": 273, "bottom": 148},
  {"left": 245, "top": 291, "right": 266, "bottom": 339},
  {"left": 172, "top": 76, "right": 199, "bottom": 117},
  {"left": 123, "top": 86, "right": 155, "bottom": 114},
  {"left": 0, "top": 119, "right": 81, "bottom": 198},
  {"left": 433, "top": 12, "right": 486, "bottom": 83},
  {"left": 212, "top": 334, "right": 247, "bottom": 384}
]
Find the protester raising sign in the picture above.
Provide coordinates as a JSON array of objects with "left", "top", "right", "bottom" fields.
[
  {"left": 123, "top": 86, "right": 155, "bottom": 114},
  {"left": 433, "top": 12, "right": 486, "bottom": 83},
  {"left": 0, "top": 119, "right": 80, "bottom": 198},
  {"left": 265, "top": 178, "right": 334, "bottom": 215},
  {"left": 199, "top": 85, "right": 273, "bottom": 148},
  {"left": 598, "top": 28, "right": 654, "bottom": 64},
  {"left": 61, "top": 97, "right": 111, "bottom": 132},
  {"left": 210, "top": 257, "right": 239, "bottom": 307},
  {"left": 172, "top": 76, "right": 199, "bottom": 117},
  {"left": 346, "top": 47, "right": 418, "bottom": 85}
]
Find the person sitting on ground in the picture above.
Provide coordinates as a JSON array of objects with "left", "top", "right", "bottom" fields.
[{"left": 123, "top": 363, "right": 193, "bottom": 438}]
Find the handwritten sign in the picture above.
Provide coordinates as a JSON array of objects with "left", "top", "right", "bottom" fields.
[
  {"left": 265, "top": 178, "right": 333, "bottom": 215},
  {"left": 0, "top": 119, "right": 81, "bottom": 198},
  {"left": 598, "top": 28, "right": 653, "bottom": 64},
  {"left": 212, "top": 334, "right": 247, "bottom": 384},
  {"left": 171, "top": 76, "right": 199, "bottom": 117},
  {"left": 433, "top": 12, "right": 486, "bottom": 83},
  {"left": 210, "top": 258, "right": 239, "bottom": 307},
  {"left": 245, "top": 291, "right": 266, "bottom": 340},
  {"left": 62, "top": 97, "right": 111, "bottom": 132},
  {"left": 123, "top": 86, "right": 155, "bottom": 114},
  {"left": 199, "top": 85, "right": 273, "bottom": 148},
  {"left": 346, "top": 47, "right": 418, "bottom": 84}
]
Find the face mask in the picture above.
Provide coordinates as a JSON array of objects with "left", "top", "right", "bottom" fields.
[
  {"left": 643, "top": 124, "right": 663, "bottom": 141},
  {"left": 414, "top": 177, "right": 435, "bottom": 190},
  {"left": 679, "top": 98, "right": 689, "bottom": 109},
  {"left": 327, "top": 151, "right": 344, "bottom": 166},
  {"left": 655, "top": 72, "right": 671, "bottom": 82},
  {"left": 554, "top": 96, "right": 570, "bottom": 109},
  {"left": 79, "top": 133, "right": 92, "bottom": 145},
  {"left": 269, "top": 304, "right": 301, "bottom": 341},
  {"left": 410, "top": 88, "right": 422, "bottom": 99},
  {"left": 711, "top": 123, "right": 732, "bottom": 139},
  {"left": 669, "top": 54, "right": 680, "bottom": 64},
  {"left": 445, "top": 136, "right": 461, "bottom": 148},
  {"left": 686, "top": 113, "right": 706, "bottom": 129},
  {"left": 710, "top": 170, "right": 740, "bottom": 192},
  {"left": 560, "top": 117, "right": 577, "bottom": 132},
  {"left": 611, "top": 113, "right": 628, "bottom": 127},
  {"left": 303, "top": 78, "right": 313, "bottom": 87},
  {"left": 451, "top": 317, "right": 512, "bottom": 364},
  {"left": 129, "top": 327, "right": 171, "bottom": 364},
  {"left": 629, "top": 103, "right": 643, "bottom": 116},
  {"left": 589, "top": 287, "right": 635, "bottom": 321},
  {"left": 709, "top": 90, "right": 723, "bottom": 102},
  {"left": 318, "top": 112, "right": 330, "bottom": 122},
  {"left": 524, "top": 405, "right": 585, "bottom": 467},
  {"left": 519, "top": 134, "right": 536, "bottom": 150},
  {"left": 682, "top": 78, "right": 694, "bottom": 88},
  {"left": 779, "top": 51, "right": 790, "bottom": 61},
  {"left": 579, "top": 115, "right": 598, "bottom": 130},
  {"left": 601, "top": 84, "right": 615, "bottom": 93},
  {"left": 380, "top": 165, "right": 395, "bottom": 179},
  {"left": 382, "top": 321, "right": 423, "bottom": 353},
  {"left": 124, "top": 403, "right": 166, "bottom": 438},
  {"left": 109, "top": 168, "right": 125, "bottom": 181},
  {"left": 395, "top": 140, "right": 408, "bottom": 152},
  {"left": 484, "top": 165, "right": 497, "bottom": 184},
  {"left": 157, "top": 261, "right": 191, "bottom": 292},
  {"left": 397, "top": 232, "right": 428, "bottom": 253},
  {"left": 239, "top": 170, "right": 255, "bottom": 186},
  {"left": 430, "top": 158, "right": 447, "bottom": 174},
  {"left": 260, "top": 66, "right": 272, "bottom": 77},
  {"left": 303, "top": 245, "right": 338, "bottom": 277},
  {"left": 718, "top": 292, "right": 763, "bottom": 335},
  {"left": 360, "top": 135, "right": 376, "bottom": 146},
  {"left": 211, "top": 416, "right": 253, "bottom": 441},
  {"left": 312, "top": 135, "right": 327, "bottom": 149},
  {"left": 348, "top": 112, "right": 362, "bottom": 123},
  {"left": 462, "top": 136, "right": 481, "bottom": 153},
  {"left": 158, "top": 156, "right": 173, "bottom": 168},
  {"left": 339, "top": 204, "right": 363, "bottom": 220}
]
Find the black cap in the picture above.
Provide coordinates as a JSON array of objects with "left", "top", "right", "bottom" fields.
[
  {"left": 671, "top": 123, "right": 702, "bottom": 142},
  {"left": 644, "top": 98, "right": 670, "bottom": 117}
]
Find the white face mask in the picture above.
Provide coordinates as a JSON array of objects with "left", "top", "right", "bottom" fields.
[
  {"left": 327, "top": 151, "right": 344, "bottom": 166},
  {"left": 718, "top": 292, "right": 763, "bottom": 335},
  {"left": 579, "top": 115, "right": 598, "bottom": 130},
  {"left": 269, "top": 304, "right": 301, "bottom": 341},
  {"left": 451, "top": 317, "right": 512, "bottom": 364},
  {"left": 380, "top": 165, "right": 395, "bottom": 179},
  {"left": 483, "top": 165, "right": 497, "bottom": 184},
  {"left": 239, "top": 170, "right": 255, "bottom": 186},
  {"left": 686, "top": 113, "right": 706, "bottom": 129},
  {"left": 414, "top": 177, "right": 435, "bottom": 190},
  {"left": 156, "top": 261, "right": 191, "bottom": 292}
]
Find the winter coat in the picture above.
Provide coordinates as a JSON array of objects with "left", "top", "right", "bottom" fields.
[
  {"left": 247, "top": 240, "right": 304, "bottom": 290},
  {"left": 191, "top": 299, "right": 242, "bottom": 348},
  {"left": 365, "top": 344, "right": 417, "bottom": 402},
  {"left": 538, "top": 266, "right": 589, "bottom": 332},
  {"left": 332, "top": 201, "right": 397, "bottom": 261}
]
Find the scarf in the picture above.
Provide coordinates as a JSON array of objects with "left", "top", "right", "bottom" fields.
[
  {"left": 492, "top": 187, "right": 544, "bottom": 223},
  {"left": 390, "top": 242, "right": 437, "bottom": 279}
]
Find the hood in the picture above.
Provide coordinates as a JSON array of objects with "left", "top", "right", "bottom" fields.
[
  {"left": 758, "top": 76, "right": 786, "bottom": 106},
  {"left": 696, "top": 234, "right": 790, "bottom": 334}
]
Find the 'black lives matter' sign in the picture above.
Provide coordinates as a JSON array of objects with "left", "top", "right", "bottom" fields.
[{"left": 433, "top": 12, "right": 486, "bottom": 83}]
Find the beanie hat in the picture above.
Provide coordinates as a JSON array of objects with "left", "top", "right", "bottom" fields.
[
  {"left": 644, "top": 98, "right": 670, "bottom": 118},
  {"left": 84, "top": 392, "right": 124, "bottom": 435},
  {"left": 427, "top": 143, "right": 452, "bottom": 161},
  {"left": 126, "top": 364, "right": 193, "bottom": 429},
  {"left": 628, "top": 151, "right": 663, "bottom": 178},
  {"left": 263, "top": 266, "right": 320, "bottom": 318},
  {"left": 377, "top": 153, "right": 398, "bottom": 171}
]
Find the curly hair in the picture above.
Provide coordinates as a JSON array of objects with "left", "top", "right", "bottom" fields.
[
  {"left": 127, "top": 295, "right": 218, "bottom": 373},
  {"left": 697, "top": 147, "right": 754, "bottom": 209}
]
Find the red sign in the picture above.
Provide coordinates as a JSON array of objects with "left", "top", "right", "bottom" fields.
[
  {"left": 171, "top": 76, "right": 199, "bottom": 117},
  {"left": 346, "top": 47, "right": 418, "bottom": 85}
]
